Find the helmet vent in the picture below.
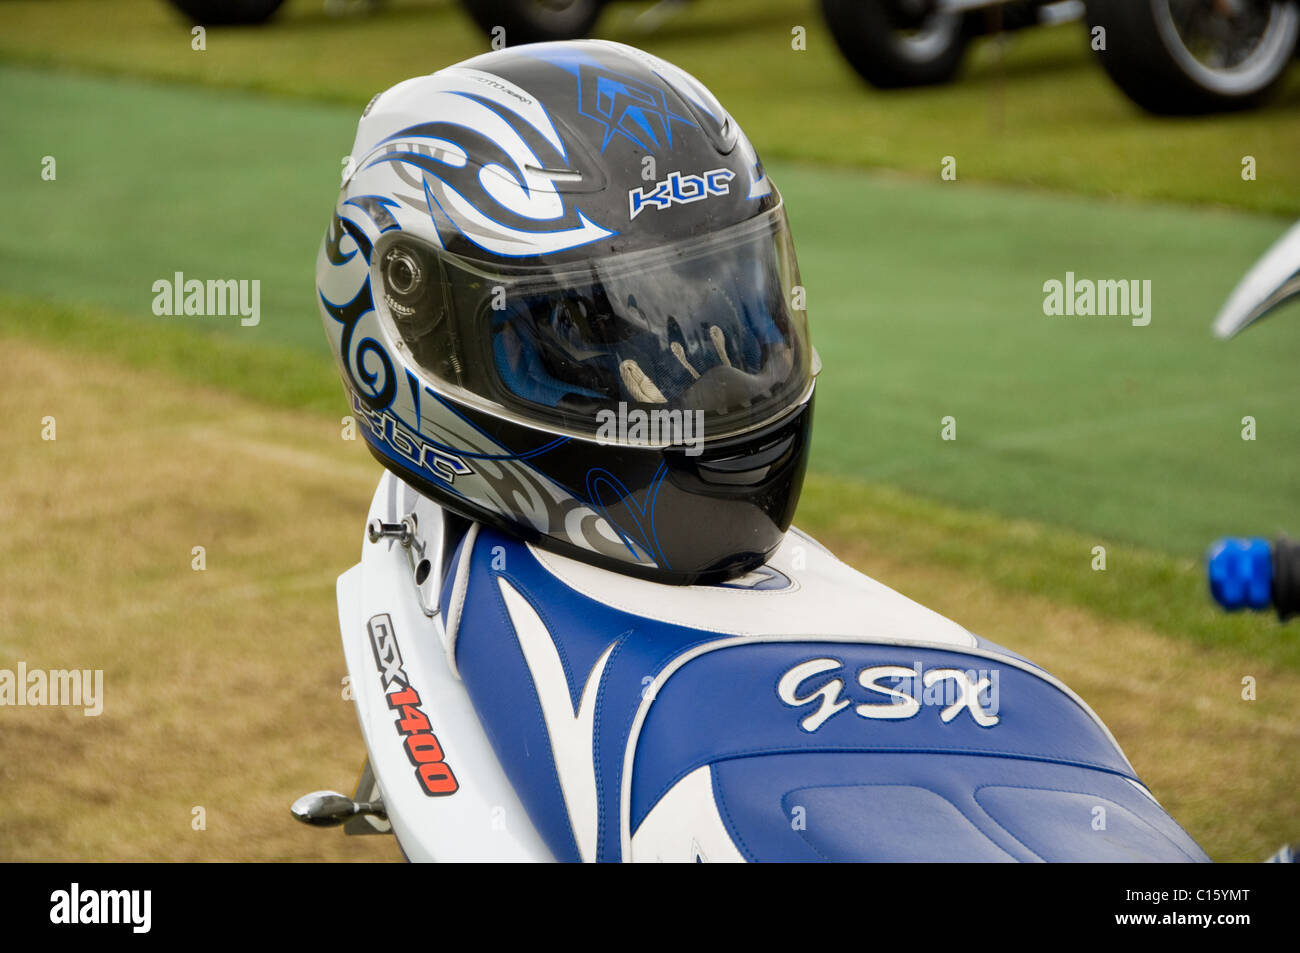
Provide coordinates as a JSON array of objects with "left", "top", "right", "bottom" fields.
[{"left": 525, "top": 165, "right": 584, "bottom": 184}]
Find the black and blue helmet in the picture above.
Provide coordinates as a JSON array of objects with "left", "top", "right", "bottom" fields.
[{"left": 317, "top": 40, "right": 818, "bottom": 584}]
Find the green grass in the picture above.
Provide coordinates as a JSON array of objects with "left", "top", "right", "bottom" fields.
[
  {"left": 798, "top": 473, "right": 1300, "bottom": 672},
  {"left": 6, "top": 292, "right": 1297, "bottom": 676},
  {"left": 0, "top": 64, "right": 346, "bottom": 353},
  {"left": 0, "top": 292, "right": 343, "bottom": 415},
  {"left": 4, "top": 62, "right": 1298, "bottom": 560},
  {"left": 792, "top": 167, "right": 1300, "bottom": 558},
  {"left": 2, "top": 0, "right": 1299, "bottom": 214},
  {"left": 2, "top": 329, "right": 1291, "bottom": 861}
]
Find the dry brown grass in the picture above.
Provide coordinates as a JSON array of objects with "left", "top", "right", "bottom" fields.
[
  {"left": 0, "top": 336, "right": 397, "bottom": 860},
  {"left": 0, "top": 336, "right": 1293, "bottom": 861}
]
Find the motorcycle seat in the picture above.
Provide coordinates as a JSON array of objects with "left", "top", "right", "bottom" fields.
[
  {"left": 441, "top": 522, "right": 1209, "bottom": 862},
  {"left": 631, "top": 639, "right": 1207, "bottom": 862}
]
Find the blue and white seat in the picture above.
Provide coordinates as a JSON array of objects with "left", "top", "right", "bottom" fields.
[{"left": 439, "top": 521, "right": 1209, "bottom": 863}]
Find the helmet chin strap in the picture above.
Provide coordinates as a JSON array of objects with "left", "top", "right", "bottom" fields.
[
  {"left": 619, "top": 359, "right": 668, "bottom": 403},
  {"left": 708, "top": 324, "right": 732, "bottom": 368},
  {"left": 620, "top": 325, "right": 758, "bottom": 408},
  {"left": 622, "top": 320, "right": 744, "bottom": 405},
  {"left": 670, "top": 342, "right": 701, "bottom": 380}
]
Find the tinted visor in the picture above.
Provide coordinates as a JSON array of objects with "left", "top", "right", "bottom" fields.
[{"left": 373, "top": 203, "right": 812, "bottom": 445}]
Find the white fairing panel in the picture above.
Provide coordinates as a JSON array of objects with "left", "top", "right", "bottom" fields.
[
  {"left": 338, "top": 476, "right": 553, "bottom": 861},
  {"left": 529, "top": 530, "right": 978, "bottom": 649}
]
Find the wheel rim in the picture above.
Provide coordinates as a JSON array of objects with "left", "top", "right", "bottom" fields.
[
  {"left": 1154, "top": 0, "right": 1299, "bottom": 95},
  {"left": 890, "top": 12, "right": 962, "bottom": 63}
]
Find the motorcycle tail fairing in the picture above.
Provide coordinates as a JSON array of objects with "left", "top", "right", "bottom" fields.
[{"left": 341, "top": 473, "right": 1209, "bottom": 862}]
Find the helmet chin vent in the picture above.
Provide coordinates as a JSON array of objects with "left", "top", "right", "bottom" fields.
[{"left": 686, "top": 432, "right": 798, "bottom": 487}]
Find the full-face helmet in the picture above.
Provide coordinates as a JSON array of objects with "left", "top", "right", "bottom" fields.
[{"left": 317, "top": 40, "right": 817, "bottom": 584}]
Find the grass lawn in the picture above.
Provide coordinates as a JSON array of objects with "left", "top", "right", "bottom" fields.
[
  {"left": 0, "top": 332, "right": 1294, "bottom": 861},
  {"left": 4, "top": 62, "right": 1297, "bottom": 561},
  {"left": 1, "top": 0, "right": 1298, "bottom": 214}
]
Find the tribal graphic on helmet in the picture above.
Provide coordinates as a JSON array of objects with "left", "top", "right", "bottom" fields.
[
  {"left": 317, "top": 40, "right": 816, "bottom": 585},
  {"left": 352, "top": 69, "right": 614, "bottom": 258}
]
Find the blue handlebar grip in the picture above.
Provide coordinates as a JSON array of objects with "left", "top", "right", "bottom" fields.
[{"left": 1207, "top": 538, "right": 1273, "bottom": 611}]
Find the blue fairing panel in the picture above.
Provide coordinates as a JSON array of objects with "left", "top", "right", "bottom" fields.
[{"left": 449, "top": 526, "right": 724, "bottom": 862}]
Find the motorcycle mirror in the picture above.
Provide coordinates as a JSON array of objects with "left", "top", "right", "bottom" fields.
[
  {"left": 1213, "top": 219, "right": 1300, "bottom": 339},
  {"left": 291, "top": 790, "right": 385, "bottom": 827}
]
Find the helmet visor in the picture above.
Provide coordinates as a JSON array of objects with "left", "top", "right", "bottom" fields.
[{"left": 373, "top": 203, "right": 812, "bottom": 446}]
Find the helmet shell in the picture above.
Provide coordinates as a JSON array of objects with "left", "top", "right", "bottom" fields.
[{"left": 317, "top": 40, "right": 815, "bottom": 584}]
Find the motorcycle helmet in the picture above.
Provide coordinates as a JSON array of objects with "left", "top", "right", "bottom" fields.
[{"left": 317, "top": 40, "right": 818, "bottom": 585}]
